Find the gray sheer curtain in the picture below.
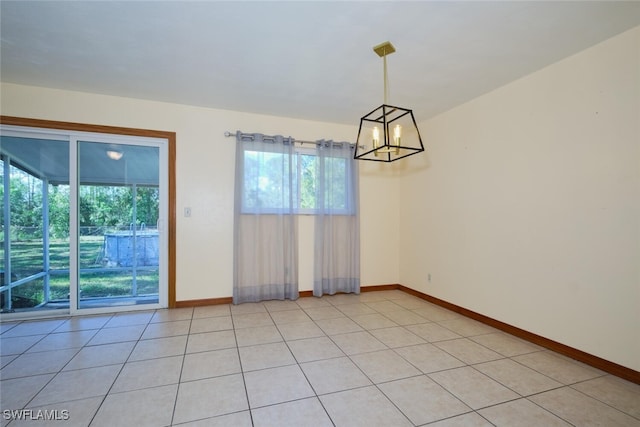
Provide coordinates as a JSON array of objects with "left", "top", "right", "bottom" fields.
[
  {"left": 233, "top": 132, "right": 299, "bottom": 304},
  {"left": 313, "top": 140, "right": 360, "bottom": 296}
]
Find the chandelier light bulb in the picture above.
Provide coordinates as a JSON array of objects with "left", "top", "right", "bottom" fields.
[
  {"left": 372, "top": 126, "right": 380, "bottom": 148},
  {"left": 393, "top": 124, "right": 401, "bottom": 144}
]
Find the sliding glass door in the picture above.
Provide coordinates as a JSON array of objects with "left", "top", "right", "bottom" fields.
[
  {"left": 75, "top": 139, "right": 164, "bottom": 311},
  {"left": 0, "top": 125, "right": 168, "bottom": 317}
]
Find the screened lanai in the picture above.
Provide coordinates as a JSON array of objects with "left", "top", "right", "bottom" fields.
[{"left": 1, "top": 129, "right": 163, "bottom": 315}]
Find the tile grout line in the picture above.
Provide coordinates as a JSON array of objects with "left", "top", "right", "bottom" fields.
[
  {"left": 5, "top": 314, "right": 115, "bottom": 422},
  {"left": 168, "top": 307, "right": 193, "bottom": 426},
  {"left": 230, "top": 303, "right": 257, "bottom": 426},
  {"left": 270, "top": 303, "right": 337, "bottom": 426},
  {"left": 568, "top": 380, "right": 640, "bottom": 422},
  {"left": 85, "top": 312, "right": 152, "bottom": 426}
]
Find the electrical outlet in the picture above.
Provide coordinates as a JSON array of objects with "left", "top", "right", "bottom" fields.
[
  {"left": 184, "top": 207, "right": 192, "bottom": 217},
  {"left": 428, "top": 273, "right": 431, "bottom": 283}
]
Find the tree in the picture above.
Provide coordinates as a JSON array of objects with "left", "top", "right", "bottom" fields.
[
  {"left": 136, "top": 187, "right": 159, "bottom": 227},
  {"left": 6, "top": 166, "right": 43, "bottom": 240},
  {"left": 49, "top": 185, "right": 70, "bottom": 238}
]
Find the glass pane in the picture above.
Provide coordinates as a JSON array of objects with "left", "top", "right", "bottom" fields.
[
  {"left": 78, "top": 141, "right": 159, "bottom": 309},
  {"left": 11, "top": 165, "right": 44, "bottom": 276},
  {"left": 1, "top": 136, "right": 70, "bottom": 313},
  {"left": 299, "top": 153, "right": 316, "bottom": 210},
  {"left": 0, "top": 159, "right": 3, "bottom": 276},
  {"left": 325, "top": 157, "right": 348, "bottom": 211},
  {"left": 242, "top": 150, "right": 292, "bottom": 212}
]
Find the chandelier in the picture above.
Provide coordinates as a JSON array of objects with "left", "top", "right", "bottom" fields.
[{"left": 354, "top": 41, "right": 425, "bottom": 162}]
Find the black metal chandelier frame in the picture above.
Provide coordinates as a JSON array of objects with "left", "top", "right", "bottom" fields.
[
  {"left": 353, "top": 41, "right": 425, "bottom": 163},
  {"left": 355, "top": 104, "right": 424, "bottom": 162}
]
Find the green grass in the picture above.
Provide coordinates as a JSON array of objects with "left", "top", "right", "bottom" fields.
[
  {"left": 80, "top": 270, "right": 159, "bottom": 297},
  {"left": 5, "top": 236, "right": 107, "bottom": 271},
  {"left": 2, "top": 237, "right": 159, "bottom": 308}
]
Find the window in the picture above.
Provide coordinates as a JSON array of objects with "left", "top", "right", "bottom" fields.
[{"left": 240, "top": 145, "right": 354, "bottom": 214}]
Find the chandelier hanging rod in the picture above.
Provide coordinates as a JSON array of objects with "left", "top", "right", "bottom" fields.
[{"left": 373, "top": 41, "right": 395, "bottom": 105}]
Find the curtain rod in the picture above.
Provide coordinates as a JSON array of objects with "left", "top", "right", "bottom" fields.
[{"left": 224, "top": 131, "right": 354, "bottom": 147}]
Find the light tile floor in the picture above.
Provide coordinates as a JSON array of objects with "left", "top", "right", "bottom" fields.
[{"left": 1, "top": 290, "right": 639, "bottom": 426}]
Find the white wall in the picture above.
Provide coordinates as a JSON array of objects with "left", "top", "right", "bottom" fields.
[
  {"left": 399, "top": 26, "right": 640, "bottom": 371},
  {"left": 0, "top": 83, "right": 400, "bottom": 301}
]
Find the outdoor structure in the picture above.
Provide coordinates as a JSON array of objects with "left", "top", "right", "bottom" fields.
[{"left": 103, "top": 228, "right": 159, "bottom": 267}]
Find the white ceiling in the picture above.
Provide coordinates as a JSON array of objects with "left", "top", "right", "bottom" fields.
[{"left": 2, "top": 1, "right": 639, "bottom": 125}]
